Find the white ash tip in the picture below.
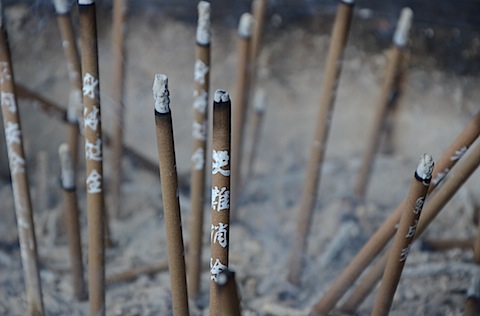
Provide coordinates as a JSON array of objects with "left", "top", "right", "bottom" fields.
[
  {"left": 238, "top": 13, "right": 254, "bottom": 38},
  {"left": 214, "top": 89, "right": 230, "bottom": 103},
  {"left": 217, "top": 271, "right": 230, "bottom": 285},
  {"left": 341, "top": 0, "right": 355, "bottom": 4},
  {"left": 416, "top": 153, "right": 434, "bottom": 180},
  {"left": 393, "top": 7, "right": 413, "bottom": 47},
  {"left": 153, "top": 74, "right": 170, "bottom": 114},
  {"left": 196, "top": 1, "right": 211, "bottom": 45},
  {"left": 78, "top": 0, "right": 95, "bottom": 5},
  {"left": 58, "top": 143, "right": 75, "bottom": 189},
  {"left": 253, "top": 89, "right": 266, "bottom": 112},
  {"left": 53, "top": 0, "right": 70, "bottom": 14}
]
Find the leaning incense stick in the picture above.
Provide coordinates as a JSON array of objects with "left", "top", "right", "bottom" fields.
[
  {"left": 78, "top": 0, "right": 106, "bottom": 314},
  {"left": 0, "top": 8, "right": 45, "bottom": 315},
  {"left": 210, "top": 89, "right": 232, "bottom": 316},
  {"left": 372, "top": 154, "right": 433, "bottom": 316},
  {"left": 217, "top": 269, "right": 242, "bottom": 316},
  {"left": 288, "top": 0, "right": 354, "bottom": 286},
  {"left": 153, "top": 74, "right": 190, "bottom": 316},
  {"left": 53, "top": 0, "right": 83, "bottom": 169},
  {"left": 110, "top": 0, "right": 128, "bottom": 218},
  {"left": 312, "top": 110, "right": 480, "bottom": 315},
  {"left": 59, "top": 143, "right": 87, "bottom": 301},
  {"left": 106, "top": 260, "right": 169, "bottom": 285},
  {"left": 230, "top": 13, "right": 254, "bottom": 219},
  {"left": 353, "top": 8, "right": 413, "bottom": 200},
  {"left": 187, "top": 0, "right": 211, "bottom": 301},
  {"left": 339, "top": 141, "right": 480, "bottom": 313}
]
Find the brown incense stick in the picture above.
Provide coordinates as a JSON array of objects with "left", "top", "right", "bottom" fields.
[
  {"left": 106, "top": 260, "right": 169, "bottom": 285},
  {"left": 187, "top": 1, "right": 211, "bottom": 301},
  {"left": 0, "top": 8, "right": 45, "bottom": 315},
  {"left": 210, "top": 89, "right": 232, "bottom": 316},
  {"left": 59, "top": 143, "right": 87, "bottom": 301},
  {"left": 78, "top": 0, "right": 106, "bottom": 314},
  {"left": 53, "top": 0, "right": 83, "bottom": 169},
  {"left": 250, "top": 0, "right": 267, "bottom": 64},
  {"left": 230, "top": 13, "right": 254, "bottom": 219},
  {"left": 153, "top": 74, "right": 190, "bottom": 316},
  {"left": 35, "top": 151, "right": 49, "bottom": 213},
  {"left": 244, "top": 88, "right": 266, "bottom": 182},
  {"left": 340, "top": 141, "right": 480, "bottom": 313},
  {"left": 110, "top": 0, "right": 128, "bottom": 218},
  {"left": 217, "top": 269, "right": 242, "bottom": 316},
  {"left": 288, "top": 0, "right": 354, "bottom": 286},
  {"left": 312, "top": 110, "right": 480, "bottom": 316},
  {"left": 372, "top": 154, "right": 433, "bottom": 316},
  {"left": 354, "top": 8, "right": 413, "bottom": 200},
  {"left": 465, "top": 274, "right": 480, "bottom": 316}
]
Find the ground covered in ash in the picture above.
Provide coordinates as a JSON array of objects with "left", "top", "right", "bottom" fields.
[{"left": 0, "top": 2, "right": 480, "bottom": 315}]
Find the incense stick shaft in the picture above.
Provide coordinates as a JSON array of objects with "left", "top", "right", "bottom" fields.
[{"left": 217, "top": 270, "right": 242, "bottom": 316}]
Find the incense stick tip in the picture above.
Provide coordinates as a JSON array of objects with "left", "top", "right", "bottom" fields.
[
  {"left": 196, "top": 1, "right": 211, "bottom": 45},
  {"left": 214, "top": 89, "right": 230, "bottom": 103},
  {"left": 238, "top": 12, "right": 254, "bottom": 38},
  {"left": 393, "top": 7, "right": 413, "bottom": 47},
  {"left": 153, "top": 74, "right": 170, "bottom": 114},
  {"left": 53, "top": 0, "right": 70, "bottom": 14},
  {"left": 341, "top": 0, "right": 355, "bottom": 5},
  {"left": 58, "top": 143, "right": 75, "bottom": 189},
  {"left": 78, "top": 0, "right": 95, "bottom": 5},
  {"left": 253, "top": 89, "right": 266, "bottom": 112},
  {"left": 416, "top": 153, "right": 434, "bottom": 180}
]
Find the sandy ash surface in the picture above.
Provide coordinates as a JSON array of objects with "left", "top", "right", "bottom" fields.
[{"left": 0, "top": 3, "right": 480, "bottom": 315}]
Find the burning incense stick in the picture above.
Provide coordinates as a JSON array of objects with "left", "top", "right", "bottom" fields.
[
  {"left": 53, "top": 0, "right": 83, "bottom": 169},
  {"left": 372, "top": 154, "right": 433, "bottom": 316},
  {"left": 0, "top": 8, "right": 44, "bottom": 315},
  {"left": 110, "top": 0, "right": 128, "bottom": 218},
  {"left": 244, "top": 88, "right": 266, "bottom": 182},
  {"left": 230, "top": 13, "right": 254, "bottom": 219},
  {"left": 187, "top": 0, "right": 211, "bottom": 301},
  {"left": 78, "top": 0, "right": 107, "bottom": 313},
  {"left": 59, "top": 143, "right": 87, "bottom": 301},
  {"left": 250, "top": 0, "right": 267, "bottom": 64},
  {"left": 153, "top": 74, "right": 190, "bottom": 316},
  {"left": 312, "top": 110, "right": 480, "bottom": 315},
  {"left": 421, "top": 238, "right": 473, "bottom": 251},
  {"left": 210, "top": 89, "right": 232, "bottom": 316},
  {"left": 353, "top": 8, "right": 413, "bottom": 200},
  {"left": 217, "top": 269, "right": 242, "bottom": 316},
  {"left": 287, "top": 0, "right": 354, "bottom": 286}
]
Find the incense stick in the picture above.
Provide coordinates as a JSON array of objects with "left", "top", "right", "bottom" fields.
[
  {"left": 217, "top": 269, "right": 242, "bottom": 316},
  {"left": 0, "top": 10, "right": 44, "bottom": 315},
  {"left": 210, "top": 89, "right": 232, "bottom": 315},
  {"left": 187, "top": 0, "right": 211, "bottom": 301},
  {"left": 78, "top": 0, "right": 106, "bottom": 313},
  {"left": 288, "top": 0, "right": 354, "bottom": 286},
  {"left": 110, "top": 0, "right": 128, "bottom": 218},
  {"left": 35, "top": 151, "right": 49, "bottom": 213},
  {"left": 153, "top": 74, "right": 190, "bottom": 316},
  {"left": 59, "top": 143, "right": 87, "bottom": 301},
  {"left": 372, "top": 154, "right": 433, "bottom": 316}
]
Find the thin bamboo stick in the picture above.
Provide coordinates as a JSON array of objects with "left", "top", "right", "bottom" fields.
[
  {"left": 230, "top": 13, "right": 254, "bottom": 219},
  {"left": 339, "top": 140, "right": 480, "bottom": 313},
  {"left": 187, "top": 1, "right": 211, "bottom": 302},
  {"left": 217, "top": 269, "right": 242, "bottom": 316},
  {"left": 53, "top": 0, "right": 83, "bottom": 169},
  {"left": 372, "top": 154, "right": 433, "bottom": 316},
  {"left": 209, "top": 89, "right": 232, "bottom": 316},
  {"left": 58, "top": 143, "right": 87, "bottom": 301},
  {"left": 110, "top": 0, "right": 128, "bottom": 218},
  {"left": 153, "top": 74, "right": 190, "bottom": 316},
  {"left": 287, "top": 0, "right": 354, "bottom": 286},
  {"left": 353, "top": 8, "right": 413, "bottom": 200},
  {"left": 78, "top": 0, "right": 106, "bottom": 314},
  {"left": 106, "top": 260, "right": 169, "bottom": 285},
  {"left": 0, "top": 8, "right": 44, "bottom": 315},
  {"left": 311, "top": 110, "right": 480, "bottom": 316}
]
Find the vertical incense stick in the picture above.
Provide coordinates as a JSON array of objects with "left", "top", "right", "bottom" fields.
[
  {"left": 244, "top": 88, "right": 266, "bottom": 182},
  {"left": 354, "top": 8, "right": 413, "bottom": 200},
  {"left": 35, "top": 151, "right": 49, "bottom": 213},
  {"left": 339, "top": 140, "right": 480, "bottom": 313},
  {"left": 210, "top": 90, "right": 232, "bottom": 316},
  {"left": 187, "top": 1, "right": 211, "bottom": 301},
  {"left": 110, "top": 0, "right": 128, "bottom": 218},
  {"left": 78, "top": 0, "right": 106, "bottom": 314},
  {"left": 53, "top": 0, "right": 83, "bottom": 169},
  {"left": 465, "top": 273, "right": 480, "bottom": 316},
  {"left": 59, "top": 143, "right": 87, "bottom": 301},
  {"left": 288, "top": 0, "right": 354, "bottom": 286},
  {"left": 312, "top": 110, "right": 480, "bottom": 315},
  {"left": 217, "top": 269, "right": 242, "bottom": 316},
  {"left": 153, "top": 74, "right": 190, "bottom": 316},
  {"left": 230, "top": 13, "right": 254, "bottom": 219},
  {"left": 0, "top": 9, "right": 44, "bottom": 315},
  {"left": 250, "top": 0, "right": 267, "bottom": 64},
  {"left": 372, "top": 154, "right": 433, "bottom": 316}
]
